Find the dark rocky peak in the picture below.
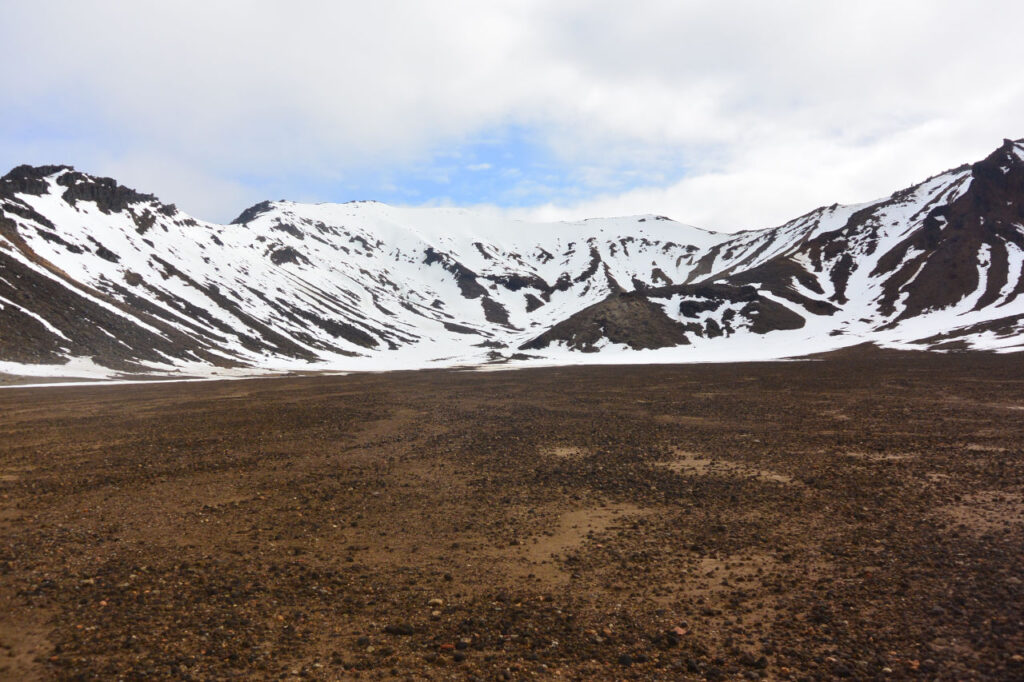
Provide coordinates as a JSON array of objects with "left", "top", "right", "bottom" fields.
[
  {"left": 867, "top": 138, "right": 1024, "bottom": 321},
  {"left": 935, "top": 138, "right": 1024, "bottom": 235},
  {"left": 0, "top": 164, "right": 75, "bottom": 198},
  {"left": 971, "top": 138, "right": 1024, "bottom": 190},
  {"left": 231, "top": 200, "right": 276, "bottom": 225},
  {"left": 56, "top": 171, "right": 173, "bottom": 215}
]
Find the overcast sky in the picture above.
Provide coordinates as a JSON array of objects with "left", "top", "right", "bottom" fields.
[{"left": 2, "top": 1, "right": 1022, "bottom": 231}]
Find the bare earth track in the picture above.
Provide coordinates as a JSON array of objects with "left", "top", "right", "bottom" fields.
[{"left": 0, "top": 350, "right": 1022, "bottom": 680}]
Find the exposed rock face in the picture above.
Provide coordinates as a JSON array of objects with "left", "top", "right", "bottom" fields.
[
  {"left": 230, "top": 200, "right": 275, "bottom": 225},
  {"left": 872, "top": 140, "right": 1024, "bottom": 320},
  {"left": 521, "top": 294, "right": 692, "bottom": 352},
  {"left": 521, "top": 282, "right": 808, "bottom": 352},
  {"left": 1, "top": 139, "right": 1023, "bottom": 374}
]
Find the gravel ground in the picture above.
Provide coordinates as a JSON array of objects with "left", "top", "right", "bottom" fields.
[{"left": 0, "top": 350, "right": 1022, "bottom": 680}]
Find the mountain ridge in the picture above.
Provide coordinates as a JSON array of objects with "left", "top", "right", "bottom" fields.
[{"left": 1, "top": 139, "right": 1023, "bottom": 380}]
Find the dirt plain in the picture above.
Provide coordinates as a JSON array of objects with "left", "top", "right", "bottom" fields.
[{"left": 0, "top": 349, "right": 1022, "bottom": 680}]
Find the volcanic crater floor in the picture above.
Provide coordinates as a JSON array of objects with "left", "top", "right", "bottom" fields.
[{"left": 0, "top": 351, "right": 1022, "bottom": 680}]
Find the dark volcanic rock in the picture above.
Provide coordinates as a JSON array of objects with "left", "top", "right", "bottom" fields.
[
  {"left": 874, "top": 139, "right": 1024, "bottom": 319},
  {"left": 481, "top": 296, "right": 511, "bottom": 326},
  {"left": 0, "top": 164, "right": 74, "bottom": 197},
  {"left": 521, "top": 293, "right": 691, "bottom": 352},
  {"left": 56, "top": 171, "right": 166, "bottom": 214},
  {"left": 268, "top": 245, "right": 308, "bottom": 266},
  {"left": 231, "top": 200, "right": 276, "bottom": 225}
]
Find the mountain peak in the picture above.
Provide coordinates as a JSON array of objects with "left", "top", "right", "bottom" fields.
[
  {"left": 978, "top": 138, "right": 1024, "bottom": 171},
  {"left": 0, "top": 164, "right": 75, "bottom": 198},
  {"left": 0, "top": 164, "right": 178, "bottom": 217},
  {"left": 55, "top": 170, "right": 170, "bottom": 215},
  {"left": 230, "top": 200, "right": 277, "bottom": 225},
  {"left": 967, "top": 137, "right": 1024, "bottom": 196}
]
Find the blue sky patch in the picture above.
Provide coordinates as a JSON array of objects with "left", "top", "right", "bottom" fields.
[{"left": 266, "top": 124, "right": 685, "bottom": 209}]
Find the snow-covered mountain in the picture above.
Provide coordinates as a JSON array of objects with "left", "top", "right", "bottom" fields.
[{"left": 2, "top": 139, "right": 1023, "bottom": 379}]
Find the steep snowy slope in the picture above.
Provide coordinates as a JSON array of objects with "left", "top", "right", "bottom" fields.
[
  {"left": 1, "top": 139, "right": 1023, "bottom": 378},
  {"left": 530, "top": 140, "right": 1024, "bottom": 357}
]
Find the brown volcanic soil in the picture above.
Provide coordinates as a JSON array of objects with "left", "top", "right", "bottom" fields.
[{"left": 1, "top": 353, "right": 1023, "bottom": 680}]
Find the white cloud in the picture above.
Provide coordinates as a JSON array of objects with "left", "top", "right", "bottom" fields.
[
  {"left": 1, "top": 0, "right": 1022, "bottom": 228},
  {"left": 522, "top": 102, "right": 1024, "bottom": 230},
  {"left": 92, "top": 155, "right": 265, "bottom": 226}
]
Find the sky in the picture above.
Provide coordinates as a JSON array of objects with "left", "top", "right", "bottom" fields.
[{"left": 1, "top": 1, "right": 1022, "bottom": 232}]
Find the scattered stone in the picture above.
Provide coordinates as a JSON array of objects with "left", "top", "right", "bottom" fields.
[
  {"left": 2, "top": 357, "right": 1020, "bottom": 680},
  {"left": 383, "top": 624, "right": 415, "bottom": 636}
]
